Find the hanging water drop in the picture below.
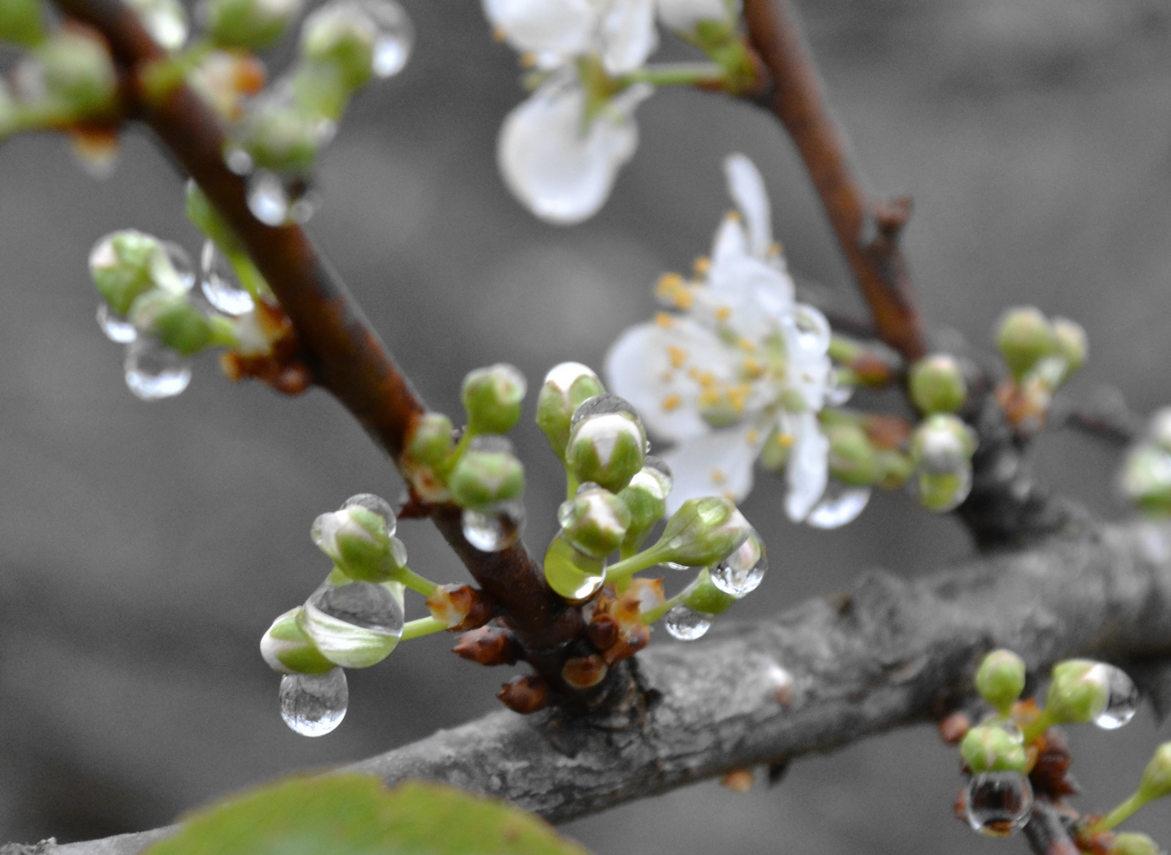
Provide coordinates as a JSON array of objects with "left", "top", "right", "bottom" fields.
[
  {"left": 247, "top": 170, "right": 291, "bottom": 226},
  {"left": 96, "top": 303, "right": 137, "bottom": 344},
  {"left": 342, "top": 493, "right": 397, "bottom": 534},
  {"left": 224, "top": 144, "right": 253, "bottom": 175},
  {"left": 279, "top": 667, "right": 348, "bottom": 737},
  {"left": 711, "top": 532, "right": 767, "bottom": 596},
  {"left": 199, "top": 241, "right": 254, "bottom": 315},
  {"left": 807, "top": 483, "right": 870, "bottom": 529},
  {"left": 301, "top": 581, "right": 404, "bottom": 668},
  {"left": 1087, "top": 662, "right": 1139, "bottom": 729},
  {"left": 362, "top": 0, "right": 415, "bottom": 78},
  {"left": 123, "top": 338, "right": 191, "bottom": 400},
  {"left": 158, "top": 241, "right": 195, "bottom": 294},
  {"left": 462, "top": 501, "right": 524, "bottom": 552},
  {"left": 663, "top": 605, "right": 711, "bottom": 641},
  {"left": 961, "top": 772, "right": 1033, "bottom": 837}
]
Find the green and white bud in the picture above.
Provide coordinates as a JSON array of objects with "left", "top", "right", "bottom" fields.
[
  {"left": 298, "top": 580, "right": 404, "bottom": 669},
  {"left": 909, "top": 353, "right": 967, "bottom": 414},
  {"left": 300, "top": 0, "right": 378, "bottom": 90},
  {"left": 0, "top": 0, "right": 46, "bottom": 46},
  {"left": 910, "top": 414, "right": 977, "bottom": 473},
  {"left": 448, "top": 438, "right": 525, "bottom": 510},
  {"left": 260, "top": 607, "right": 335, "bottom": 674},
  {"left": 461, "top": 363, "right": 526, "bottom": 435},
  {"left": 128, "top": 291, "right": 214, "bottom": 356},
  {"left": 617, "top": 457, "right": 672, "bottom": 548},
  {"left": 1046, "top": 659, "right": 1111, "bottom": 724},
  {"left": 1052, "top": 317, "right": 1087, "bottom": 378},
  {"left": 543, "top": 533, "right": 606, "bottom": 603},
  {"left": 33, "top": 31, "right": 117, "bottom": 114},
  {"left": 200, "top": 0, "right": 303, "bottom": 50},
  {"left": 915, "top": 470, "right": 972, "bottom": 513},
  {"left": 1109, "top": 833, "right": 1162, "bottom": 855},
  {"left": 1120, "top": 445, "right": 1171, "bottom": 515},
  {"left": 827, "top": 423, "right": 881, "bottom": 487},
  {"left": 655, "top": 496, "right": 752, "bottom": 568},
  {"left": 90, "top": 231, "right": 189, "bottom": 316},
  {"left": 1138, "top": 743, "right": 1171, "bottom": 802},
  {"left": 975, "top": 649, "right": 1027, "bottom": 714},
  {"left": 405, "top": 412, "right": 454, "bottom": 466},
  {"left": 681, "top": 568, "right": 738, "bottom": 616},
  {"left": 310, "top": 494, "right": 405, "bottom": 582},
  {"left": 557, "top": 485, "right": 631, "bottom": 558},
  {"left": 996, "top": 306, "right": 1057, "bottom": 380},
  {"left": 1148, "top": 408, "right": 1171, "bottom": 454},
  {"left": 566, "top": 409, "right": 646, "bottom": 493},
  {"left": 234, "top": 100, "right": 322, "bottom": 173},
  {"left": 960, "top": 724, "right": 1028, "bottom": 774},
  {"left": 535, "top": 362, "right": 605, "bottom": 460}
]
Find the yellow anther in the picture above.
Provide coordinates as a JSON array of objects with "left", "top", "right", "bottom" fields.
[
  {"left": 661, "top": 393, "right": 682, "bottom": 412},
  {"left": 768, "top": 241, "right": 783, "bottom": 256},
  {"left": 711, "top": 468, "right": 727, "bottom": 486},
  {"left": 737, "top": 337, "right": 758, "bottom": 353},
  {"left": 672, "top": 289, "right": 695, "bottom": 311},
  {"left": 695, "top": 371, "right": 717, "bottom": 388},
  {"left": 728, "top": 384, "right": 749, "bottom": 413},
  {"left": 775, "top": 432, "right": 795, "bottom": 448},
  {"left": 655, "top": 312, "right": 674, "bottom": 328},
  {"left": 723, "top": 490, "right": 737, "bottom": 501},
  {"left": 714, "top": 306, "right": 732, "bottom": 322},
  {"left": 693, "top": 256, "right": 711, "bottom": 275},
  {"left": 741, "top": 357, "right": 766, "bottom": 379},
  {"left": 492, "top": 26, "right": 507, "bottom": 42},
  {"left": 666, "top": 345, "right": 687, "bottom": 369},
  {"left": 726, "top": 210, "right": 741, "bottom": 222},
  {"left": 745, "top": 429, "right": 760, "bottom": 446}
]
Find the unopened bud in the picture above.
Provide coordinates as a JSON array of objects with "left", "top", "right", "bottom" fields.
[
  {"left": 129, "top": 291, "right": 214, "bottom": 356},
  {"left": 960, "top": 724, "right": 1028, "bottom": 774},
  {"left": 1052, "top": 317, "right": 1087, "bottom": 379},
  {"left": 1110, "top": 833, "right": 1161, "bottom": 855},
  {"left": 909, "top": 353, "right": 967, "bottom": 414},
  {"left": 916, "top": 470, "right": 972, "bottom": 513},
  {"left": 910, "top": 414, "right": 977, "bottom": 473},
  {"left": 310, "top": 494, "right": 404, "bottom": 582},
  {"left": 827, "top": 423, "right": 880, "bottom": 486},
  {"left": 996, "top": 307, "right": 1056, "bottom": 380},
  {"left": 566, "top": 397, "right": 647, "bottom": 492},
  {"left": 300, "top": 0, "right": 377, "bottom": 90},
  {"left": 557, "top": 485, "right": 631, "bottom": 558},
  {"left": 498, "top": 674, "right": 548, "bottom": 714},
  {"left": 0, "top": 0, "right": 46, "bottom": 46},
  {"left": 259, "top": 607, "right": 334, "bottom": 674},
  {"left": 298, "top": 580, "right": 404, "bottom": 669},
  {"left": 535, "top": 362, "right": 606, "bottom": 460},
  {"left": 462, "top": 363, "right": 526, "bottom": 435},
  {"left": 200, "top": 0, "right": 303, "bottom": 49},
  {"left": 405, "top": 412, "right": 454, "bottom": 466},
  {"left": 235, "top": 100, "right": 321, "bottom": 173},
  {"left": 452, "top": 625, "right": 519, "bottom": 666},
  {"left": 1046, "top": 659, "right": 1111, "bottom": 725},
  {"left": 656, "top": 496, "right": 751, "bottom": 567},
  {"left": 681, "top": 568, "right": 738, "bottom": 616},
  {"left": 975, "top": 649, "right": 1026, "bottom": 713},
  {"left": 90, "top": 230, "right": 190, "bottom": 316},
  {"left": 1138, "top": 743, "right": 1171, "bottom": 802},
  {"left": 562, "top": 654, "right": 608, "bottom": 689},
  {"left": 1120, "top": 445, "right": 1171, "bottom": 515},
  {"left": 33, "top": 31, "right": 117, "bottom": 114},
  {"left": 448, "top": 438, "right": 525, "bottom": 510},
  {"left": 617, "top": 457, "right": 672, "bottom": 546}
]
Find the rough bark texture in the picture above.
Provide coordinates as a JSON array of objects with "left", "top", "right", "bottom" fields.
[{"left": 39, "top": 519, "right": 1171, "bottom": 854}]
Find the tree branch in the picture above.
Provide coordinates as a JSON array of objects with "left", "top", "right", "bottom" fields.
[
  {"left": 742, "top": 0, "right": 927, "bottom": 362},
  {"left": 38, "top": 518, "right": 1171, "bottom": 853}
]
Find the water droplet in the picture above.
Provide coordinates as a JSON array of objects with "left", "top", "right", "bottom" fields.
[
  {"left": 247, "top": 170, "right": 292, "bottom": 226},
  {"left": 199, "top": 241, "right": 254, "bottom": 315},
  {"left": 123, "top": 338, "right": 191, "bottom": 400},
  {"left": 543, "top": 535, "right": 605, "bottom": 603},
  {"left": 825, "top": 368, "right": 853, "bottom": 406},
  {"left": 789, "top": 305, "right": 830, "bottom": 354},
  {"left": 663, "top": 605, "right": 711, "bottom": 641},
  {"left": 279, "top": 667, "right": 348, "bottom": 737},
  {"left": 663, "top": 561, "right": 691, "bottom": 572},
  {"left": 961, "top": 772, "right": 1033, "bottom": 837},
  {"left": 571, "top": 393, "right": 639, "bottom": 427},
  {"left": 342, "top": 493, "right": 396, "bottom": 536},
  {"left": 302, "top": 581, "right": 404, "bottom": 668},
  {"left": 96, "top": 303, "right": 137, "bottom": 343},
  {"left": 307, "top": 581, "right": 403, "bottom": 635},
  {"left": 224, "top": 144, "right": 253, "bottom": 175},
  {"left": 129, "top": 0, "right": 189, "bottom": 49},
  {"left": 365, "top": 0, "right": 415, "bottom": 78},
  {"left": 462, "top": 501, "right": 524, "bottom": 552},
  {"left": 978, "top": 713, "right": 1024, "bottom": 744},
  {"left": 1087, "top": 663, "right": 1139, "bottom": 729},
  {"left": 158, "top": 241, "right": 195, "bottom": 294},
  {"left": 806, "top": 483, "right": 870, "bottom": 529},
  {"left": 711, "top": 532, "right": 767, "bottom": 596}
]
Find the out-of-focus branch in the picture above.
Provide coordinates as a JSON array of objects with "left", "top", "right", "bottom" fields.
[
  {"left": 40, "top": 519, "right": 1171, "bottom": 854},
  {"left": 1023, "top": 800, "right": 1081, "bottom": 855},
  {"left": 742, "top": 0, "right": 927, "bottom": 363},
  {"left": 45, "top": 0, "right": 593, "bottom": 701}
]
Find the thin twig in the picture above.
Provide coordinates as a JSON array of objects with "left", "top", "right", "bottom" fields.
[{"left": 1023, "top": 799, "right": 1081, "bottom": 855}]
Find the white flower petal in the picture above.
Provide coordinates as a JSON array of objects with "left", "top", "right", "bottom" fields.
[
  {"left": 699, "top": 254, "right": 795, "bottom": 339},
  {"left": 657, "top": 0, "right": 736, "bottom": 32},
  {"left": 784, "top": 411, "right": 828, "bottom": 522},
  {"left": 710, "top": 213, "right": 749, "bottom": 269},
  {"left": 497, "top": 76, "right": 646, "bottom": 224},
  {"left": 724, "top": 153, "right": 772, "bottom": 258},
  {"left": 604, "top": 317, "right": 735, "bottom": 442},
  {"left": 599, "top": 0, "right": 658, "bottom": 73},
  {"left": 661, "top": 422, "right": 763, "bottom": 512},
  {"left": 481, "top": 0, "right": 596, "bottom": 59}
]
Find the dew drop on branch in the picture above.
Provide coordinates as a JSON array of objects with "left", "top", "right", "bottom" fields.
[{"left": 462, "top": 501, "right": 524, "bottom": 553}]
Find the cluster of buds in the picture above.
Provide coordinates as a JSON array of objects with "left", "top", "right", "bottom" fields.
[
  {"left": 261, "top": 493, "right": 490, "bottom": 736},
  {"left": 994, "top": 306, "right": 1087, "bottom": 432},
  {"left": 947, "top": 648, "right": 1167, "bottom": 852},
  {"left": 1120, "top": 407, "right": 1171, "bottom": 515}
]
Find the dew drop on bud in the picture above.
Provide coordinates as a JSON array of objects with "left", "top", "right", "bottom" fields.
[
  {"left": 96, "top": 303, "right": 137, "bottom": 343},
  {"left": 308, "top": 581, "right": 404, "bottom": 636},
  {"left": 663, "top": 605, "right": 711, "bottom": 641},
  {"left": 342, "top": 493, "right": 396, "bottom": 535},
  {"left": 711, "top": 533, "right": 767, "bottom": 596},
  {"left": 279, "top": 667, "right": 348, "bottom": 737},
  {"left": 806, "top": 483, "right": 870, "bottom": 529},
  {"left": 247, "top": 171, "right": 317, "bottom": 226},
  {"left": 362, "top": 0, "right": 415, "bottom": 78},
  {"left": 961, "top": 772, "right": 1033, "bottom": 837},
  {"left": 462, "top": 501, "right": 524, "bottom": 552},
  {"left": 199, "top": 241, "right": 254, "bottom": 315},
  {"left": 124, "top": 338, "right": 192, "bottom": 400},
  {"left": 159, "top": 241, "right": 196, "bottom": 294},
  {"left": 571, "top": 393, "right": 639, "bottom": 427},
  {"left": 1087, "top": 662, "right": 1139, "bottom": 729},
  {"left": 224, "top": 144, "right": 253, "bottom": 175}
]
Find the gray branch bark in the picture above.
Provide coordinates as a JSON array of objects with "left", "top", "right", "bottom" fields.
[{"left": 27, "top": 519, "right": 1171, "bottom": 855}]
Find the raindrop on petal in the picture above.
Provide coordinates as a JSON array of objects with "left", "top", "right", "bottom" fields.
[
  {"left": 342, "top": 493, "right": 396, "bottom": 534},
  {"left": 961, "top": 772, "right": 1033, "bottom": 838},
  {"left": 806, "top": 483, "right": 870, "bottom": 529},
  {"left": 663, "top": 605, "right": 711, "bottom": 641},
  {"left": 279, "top": 667, "right": 348, "bottom": 737},
  {"left": 124, "top": 338, "right": 191, "bottom": 400}
]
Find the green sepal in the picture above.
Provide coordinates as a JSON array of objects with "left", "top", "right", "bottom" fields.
[
  {"left": 681, "top": 569, "right": 737, "bottom": 616},
  {"left": 130, "top": 291, "right": 214, "bottom": 356},
  {"left": 260, "top": 607, "right": 335, "bottom": 675},
  {"left": 35, "top": 31, "right": 118, "bottom": 114},
  {"left": 656, "top": 496, "right": 750, "bottom": 567},
  {"left": 91, "top": 231, "right": 169, "bottom": 316},
  {"left": 406, "top": 413, "right": 455, "bottom": 467},
  {"left": 300, "top": 5, "right": 376, "bottom": 92},
  {"left": 536, "top": 364, "right": 605, "bottom": 461},
  {"left": 959, "top": 724, "right": 1028, "bottom": 774},
  {"left": 203, "top": 0, "right": 301, "bottom": 50},
  {"left": 908, "top": 354, "right": 967, "bottom": 415},
  {"left": 462, "top": 364, "right": 526, "bottom": 436},
  {"left": 996, "top": 306, "right": 1057, "bottom": 381},
  {"left": 1045, "top": 659, "right": 1109, "bottom": 724},
  {"left": 974, "top": 649, "right": 1026, "bottom": 713},
  {"left": 543, "top": 535, "right": 605, "bottom": 603}
]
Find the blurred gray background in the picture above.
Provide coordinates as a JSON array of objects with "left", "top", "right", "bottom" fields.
[{"left": 2, "top": 0, "right": 1171, "bottom": 851}]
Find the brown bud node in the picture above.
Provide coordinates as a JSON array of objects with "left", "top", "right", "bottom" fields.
[
  {"left": 586, "top": 614, "right": 619, "bottom": 651},
  {"left": 937, "top": 711, "right": 971, "bottom": 745},
  {"left": 561, "top": 654, "right": 608, "bottom": 690},
  {"left": 498, "top": 675, "right": 548, "bottom": 715},
  {"left": 428, "top": 584, "right": 493, "bottom": 631},
  {"left": 721, "top": 768, "right": 755, "bottom": 793},
  {"left": 451, "top": 625, "right": 519, "bottom": 666}
]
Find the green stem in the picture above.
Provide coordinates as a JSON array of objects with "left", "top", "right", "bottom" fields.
[
  {"left": 207, "top": 315, "right": 239, "bottom": 349},
  {"left": 140, "top": 40, "right": 214, "bottom": 104},
  {"left": 565, "top": 472, "right": 579, "bottom": 503},
  {"left": 606, "top": 543, "right": 672, "bottom": 588},
  {"left": 641, "top": 589, "right": 687, "bottom": 625},
  {"left": 393, "top": 564, "right": 438, "bottom": 598},
  {"left": 226, "top": 248, "right": 271, "bottom": 301},
  {"left": 400, "top": 615, "right": 447, "bottom": 641},
  {"left": 1020, "top": 709, "right": 1057, "bottom": 745},
  {"left": 1091, "top": 790, "right": 1150, "bottom": 833},
  {"left": 0, "top": 102, "right": 81, "bottom": 140},
  {"left": 619, "top": 62, "right": 727, "bottom": 88}
]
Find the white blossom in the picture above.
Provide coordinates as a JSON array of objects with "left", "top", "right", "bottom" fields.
[{"left": 606, "top": 153, "right": 857, "bottom": 526}]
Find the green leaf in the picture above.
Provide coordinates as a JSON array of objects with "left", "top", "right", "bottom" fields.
[{"left": 147, "top": 775, "right": 588, "bottom": 855}]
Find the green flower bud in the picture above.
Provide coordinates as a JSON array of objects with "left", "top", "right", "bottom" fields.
[
  {"left": 909, "top": 353, "right": 967, "bottom": 414},
  {"left": 90, "top": 230, "right": 188, "bottom": 316},
  {"left": 1110, "top": 833, "right": 1161, "bottom": 855},
  {"left": 0, "top": 0, "right": 45, "bottom": 46},
  {"left": 448, "top": 439, "right": 525, "bottom": 510},
  {"left": 1120, "top": 445, "right": 1171, "bottom": 515},
  {"left": 975, "top": 649, "right": 1026, "bottom": 713},
  {"left": 1139, "top": 743, "right": 1171, "bottom": 802},
  {"left": 566, "top": 409, "right": 646, "bottom": 493},
  {"left": 200, "top": 0, "right": 303, "bottom": 49},
  {"left": 876, "top": 449, "right": 913, "bottom": 488},
  {"left": 910, "top": 414, "right": 977, "bottom": 473},
  {"left": 542, "top": 534, "right": 606, "bottom": 603},
  {"left": 996, "top": 306, "right": 1057, "bottom": 380},
  {"left": 235, "top": 100, "right": 321, "bottom": 173},
  {"left": 535, "top": 362, "right": 605, "bottom": 460},
  {"left": 260, "top": 607, "right": 335, "bottom": 674},
  {"left": 300, "top": 1, "right": 377, "bottom": 91},
  {"left": 1052, "top": 317, "right": 1087, "bottom": 378},
  {"left": 656, "top": 496, "right": 751, "bottom": 567},
  {"left": 310, "top": 495, "right": 404, "bottom": 582},
  {"left": 405, "top": 412, "right": 454, "bottom": 466},
  {"left": 297, "top": 580, "right": 404, "bottom": 669},
  {"left": 915, "top": 470, "right": 972, "bottom": 513},
  {"left": 681, "top": 568, "right": 738, "bottom": 616},
  {"left": 129, "top": 291, "right": 213, "bottom": 356},
  {"left": 960, "top": 724, "right": 1028, "bottom": 774},
  {"left": 1046, "top": 659, "right": 1111, "bottom": 724},
  {"left": 827, "top": 423, "right": 881, "bottom": 487},
  {"left": 557, "top": 485, "right": 631, "bottom": 558},
  {"left": 617, "top": 458, "right": 671, "bottom": 547},
  {"left": 461, "top": 363, "right": 526, "bottom": 435},
  {"left": 34, "top": 31, "right": 117, "bottom": 114}
]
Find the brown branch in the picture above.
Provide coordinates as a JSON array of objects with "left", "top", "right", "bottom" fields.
[
  {"left": 39, "top": 518, "right": 1171, "bottom": 854},
  {"left": 742, "top": 0, "right": 927, "bottom": 362},
  {"left": 1024, "top": 799, "right": 1081, "bottom": 855},
  {"left": 47, "top": 0, "right": 592, "bottom": 702}
]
